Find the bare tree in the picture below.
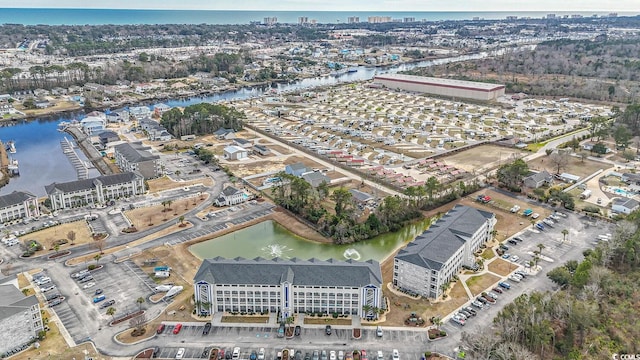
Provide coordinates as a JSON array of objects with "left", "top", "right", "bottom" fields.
[
  {"left": 549, "top": 151, "right": 569, "bottom": 174},
  {"left": 66, "top": 230, "right": 76, "bottom": 245},
  {"left": 93, "top": 237, "right": 106, "bottom": 254}
]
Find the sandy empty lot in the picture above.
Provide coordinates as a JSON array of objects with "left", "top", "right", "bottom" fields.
[{"left": 442, "top": 144, "right": 526, "bottom": 173}]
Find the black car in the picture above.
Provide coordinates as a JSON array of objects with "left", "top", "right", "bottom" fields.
[
  {"left": 45, "top": 293, "right": 60, "bottom": 301},
  {"left": 476, "top": 296, "right": 487, "bottom": 304},
  {"left": 294, "top": 325, "right": 301, "bottom": 336},
  {"left": 94, "top": 289, "right": 103, "bottom": 295},
  {"left": 513, "top": 236, "right": 523, "bottom": 242},
  {"left": 152, "top": 347, "right": 160, "bottom": 358},
  {"left": 325, "top": 325, "right": 332, "bottom": 335},
  {"left": 202, "top": 322, "right": 212, "bottom": 335},
  {"left": 100, "top": 299, "right": 115, "bottom": 309},
  {"left": 508, "top": 240, "right": 518, "bottom": 245}
]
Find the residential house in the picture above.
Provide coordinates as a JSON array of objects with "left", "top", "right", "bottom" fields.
[
  {"left": 254, "top": 144, "right": 270, "bottom": 156},
  {"left": 285, "top": 163, "right": 309, "bottom": 177},
  {"left": 612, "top": 198, "right": 640, "bottom": 215},
  {"left": 622, "top": 173, "right": 640, "bottom": 192},
  {"left": 193, "top": 257, "right": 384, "bottom": 320},
  {"left": 45, "top": 172, "right": 145, "bottom": 210},
  {"left": 98, "top": 131, "right": 120, "bottom": 147},
  {"left": 301, "top": 171, "right": 330, "bottom": 188},
  {"left": 582, "top": 142, "right": 611, "bottom": 153},
  {"left": 233, "top": 138, "right": 253, "bottom": 149},
  {"left": 139, "top": 118, "right": 172, "bottom": 141},
  {"left": 223, "top": 146, "right": 248, "bottom": 161},
  {"left": 0, "top": 191, "right": 40, "bottom": 223},
  {"left": 106, "top": 109, "right": 129, "bottom": 123},
  {"left": 558, "top": 173, "right": 580, "bottom": 183},
  {"left": 129, "top": 106, "right": 151, "bottom": 120},
  {"left": 393, "top": 205, "right": 496, "bottom": 299},
  {"left": 114, "top": 142, "right": 162, "bottom": 179},
  {"left": 214, "top": 128, "right": 236, "bottom": 140},
  {"left": 80, "top": 116, "right": 105, "bottom": 135},
  {"left": 214, "top": 186, "right": 248, "bottom": 206},
  {"left": 523, "top": 170, "right": 553, "bottom": 189},
  {"left": 34, "top": 99, "right": 50, "bottom": 109},
  {"left": 0, "top": 280, "right": 44, "bottom": 355},
  {"left": 153, "top": 103, "right": 171, "bottom": 117},
  {"left": 349, "top": 189, "right": 374, "bottom": 204}
]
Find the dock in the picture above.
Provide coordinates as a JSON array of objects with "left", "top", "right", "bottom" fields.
[{"left": 61, "top": 137, "right": 89, "bottom": 179}]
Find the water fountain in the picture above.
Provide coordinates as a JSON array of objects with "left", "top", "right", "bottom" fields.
[{"left": 262, "top": 244, "right": 294, "bottom": 258}]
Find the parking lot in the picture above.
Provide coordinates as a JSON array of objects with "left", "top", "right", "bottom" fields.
[{"left": 146, "top": 323, "right": 433, "bottom": 360}]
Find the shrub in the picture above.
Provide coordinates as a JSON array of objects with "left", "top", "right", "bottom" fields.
[
  {"left": 440, "top": 330, "right": 447, "bottom": 336},
  {"left": 429, "top": 334, "right": 436, "bottom": 339},
  {"left": 332, "top": 312, "right": 338, "bottom": 319},
  {"left": 88, "top": 264, "right": 97, "bottom": 270},
  {"left": 425, "top": 352, "right": 432, "bottom": 357}
]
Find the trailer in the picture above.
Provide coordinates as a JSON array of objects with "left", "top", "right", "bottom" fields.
[{"left": 154, "top": 266, "right": 171, "bottom": 272}]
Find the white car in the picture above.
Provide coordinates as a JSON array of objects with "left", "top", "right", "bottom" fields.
[
  {"left": 392, "top": 349, "right": 399, "bottom": 360},
  {"left": 531, "top": 213, "right": 540, "bottom": 219},
  {"left": 232, "top": 347, "right": 241, "bottom": 360},
  {"left": 175, "top": 348, "right": 185, "bottom": 359},
  {"left": 258, "top": 348, "right": 265, "bottom": 360},
  {"left": 508, "top": 275, "right": 522, "bottom": 282},
  {"left": 339, "top": 351, "right": 344, "bottom": 360},
  {"left": 510, "top": 255, "right": 520, "bottom": 262},
  {"left": 83, "top": 282, "right": 96, "bottom": 289},
  {"left": 41, "top": 285, "right": 56, "bottom": 293},
  {"left": 330, "top": 351, "right": 336, "bottom": 360}
]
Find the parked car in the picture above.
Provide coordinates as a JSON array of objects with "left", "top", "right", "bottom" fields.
[
  {"left": 463, "top": 307, "right": 477, "bottom": 316},
  {"left": 330, "top": 351, "right": 336, "bottom": 360},
  {"left": 508, "top": 240, "right": 518, "bottom": 245},
  {"left": 100, "top": 299, "right": 115, "bottom": 309},
  {"left": 487, "top": 291, "right": 499, "bottom": 299},
  {"left": 325, "top": 325, "right": 332, "bottom": 335},
  {"left": 515, "top": 271, "right": 528, "bottom": 278},
  {"left": 83, "top": 282, "right": 96, "bottom": 289},
  {"left": 532, "top": 213, "right": 540, "bottom": 219},
  {"left": 173, "top": 323, "right": 182, "bottom": 334},
  {"left": 471, "top": 300, "right": 484, "bottom": 309},
  {"left": 513, "top": 236, "right": 523, "bottom": 242},
  {"left": 258, "top": 348, "right": 265, "bottom": 360},
  {"left": 94, "top": 288, "right": 103, "bottom": 295},
  {"left": 456, "top": 312, "right": 468, "bottom": 320},
  {"left": 202, "top": 322, "right": 211, "bottom": 335},
  {"left": 451, "top": 315, "right": 466, "bottom": 326},
  {"left": 392, "top": 349, "right": 399, "bottom": 360},
  {"left": 492, "top": 287, "right": 504, "bottom": 294},
  {"left": 175, "top": 348, "right": 185, "bottom": 359},
  {"left": 376, "top": 325, "right": 383, "bottom": 337},
  {"left": 157, "top": 324, "right": 166, "bottom": 334},
  {"left": 510, "top": 255, "right": 520, "bottom": 262},
  {"left": 93, "top": 295, "right": 106, "bottom": 303},
  {"left": 79, "top": 276, "right": 94, "bottom": 283},
  {"left": 508, "top": 275, "right": 522, "bottom": 282},
  {"left": 476, "top": 296, "right": 487, "bottom": 304},
  {"left": 501, "top": 253, "right": 511, "bottom": 259},
  {"left": 232, "top": 347, "right": 241, "bottom": 360},
  {"left": 499, "top": 282, "right": 512, "bottom": 289},
  {"left": 250, "top": 351, "right": 257, "bottom": 360},
  {"left": 294, "top": 325, "right": 301, "bottom": 336},
  {"left": 41, "top": 285, "right": 56, "bottom": 293}
]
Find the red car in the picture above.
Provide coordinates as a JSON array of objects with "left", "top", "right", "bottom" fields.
[
  {"left": 173, "top": 323, "right": 183, "bottom": 334},
  {"left": 361, "top": 350, "right": 368, "bottom": 360},
  {"left": 156, "top": 324, "right": 166, "bottom": 334},
  {"left": 218, "top": 349, "right": 225, "bottom": 360}
]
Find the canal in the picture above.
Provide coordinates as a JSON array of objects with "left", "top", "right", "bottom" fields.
[{"left": 189, "top": 218, "right": 433, "bottom": 262}]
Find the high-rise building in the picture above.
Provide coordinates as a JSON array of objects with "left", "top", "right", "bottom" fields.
[
  {"left": 263, "top": 17, "right": 278, "bottom": 25},
  {"left": 298, "top": 17, "right": 308, "bottom": 25},
  {"left": 368, "top": 16, "right": 392, "bottom": 23},
  {"left": 404, "top": 17, "right": 416, "bottom": 23},
  {"left": 347, "top": 16, "right": 360, "bottom": 24}
]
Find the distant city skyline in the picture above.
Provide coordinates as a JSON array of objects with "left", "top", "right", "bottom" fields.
[{"left": 0, "top": 0, "right": 637, "bottom": 12}]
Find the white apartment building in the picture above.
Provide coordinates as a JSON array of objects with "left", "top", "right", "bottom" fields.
[
  {"left": 194, "top": 257, "right": 384, "bottom": 320},
  {"left": 45, "top": 172, "right": 145, "bottom": 210},
  {"left": 214, "top": 186, "right": 248, "bottom": 207},
  {"left": 0, "top": 191, "right": 40, "bottom": 223},
  {"left": 0, "top": 281, "right": 44, "bottom": 354},
  {"left": 393, "top": 205, "right": 496, "bottom": 299}
]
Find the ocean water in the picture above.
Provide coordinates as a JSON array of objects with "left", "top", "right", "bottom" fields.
[{"left": 0, "top": 9, "right": 634, "bottom": 25}]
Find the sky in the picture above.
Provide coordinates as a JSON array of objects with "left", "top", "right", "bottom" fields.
[{"left": 0, "top": 0, "right": 637, "bottom": 12}]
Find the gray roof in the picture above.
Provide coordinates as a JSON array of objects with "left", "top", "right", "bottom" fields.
[
  {"left": 254, "top": 145, "right": 269, "bottom": 152},
  {"left": 0, "top": 191, "right": 36, "bottom": 209},
  {"left": 221, "top": 186, "right": 241, "bottom": 196},
  {"left": 98, "top": 130, "right": 119, "bottom": 140},
  {"left": 287, "top": 163, "right": 308, "bottom": 171},
  {"left": 194, "top": 257, "right": 383, "bottom": 288},
  {"left": 45, "top": 172, "right": 140, "bottom": 194},
  {"left": 613, "top": 197, "right": 640, "bottom": 209},
  {"left": 396, "top": 205, "right": 494, "bottom": 270},
  {"left": 234, "top": 138, "right": 251, "bottom": 145},
  {"left": 349, "top": 189, "right": 373, "bottom": 202},
  {"left": 525, "top": 170, "right": 552, "bottom": 183},
  {"left": 301, "top": 172, "right": 329, "bottom": 184},
  {"left": 115, "top": 142, "right": 159, "bottom": 163},
  {"left": 0, "top": 284, "right": 38, "bottom": 321},
  {"left": 214, "top": 128, "right": 235, "bottom": 136}
]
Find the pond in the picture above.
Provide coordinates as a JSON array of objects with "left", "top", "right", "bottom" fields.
[{"left": 189, "top": 218, "right": 433, "bottom": 262}]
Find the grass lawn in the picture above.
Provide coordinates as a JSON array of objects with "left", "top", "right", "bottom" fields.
[
  {"left": 125, "top": 195, "right": 208, "bottom": 230},
  {"left": 146, "top": 176, "right": 213, "bottom": 193},
  {"left": 465, "top": 274, "right": 501, "bottom": 296},
  {"left": 303, "top": 317, "right": 352, "bottom": 325},
  {"left": 488, "top": 258, "right": 519, "bottom": 277},
  {"left": 481, "top": 248, "right": 496, "bottom": 260},
  {"left": 17, "top": 273, "right": 30, "bottom": 288},
  {"left": 115, "top": 324, "right": 155, "bottom": 344},
  {"left": 221, "top": 315, "right": 270, "bottom": 323},
  {"left": 527, "top": 155, "right": 607, "bottom": 179},
  {"left": 19, "top": 220, "right": 93, "bottom": 251}
]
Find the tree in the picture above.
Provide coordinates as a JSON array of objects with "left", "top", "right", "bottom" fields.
[
  {"left": 330, "top": 188, "right": 352, "bottom": 219},
  {"left": 591, "top": 142, "right": 608, "bottom": 155},
  {"left": 106, "top": 307, "right": 116, "bottom": 320},
  {"left": 425, "top": 176, "right": 440, "bottom": 200},
  {"left": 178, "top": 215, "right": 185, "bottom": 226},
  {"left": 94, "top": 253, "right": 101, "bottom": 264},
  {"left": 94, "top": 238, "right": 106, "bottom": 254},
  {"left": 497, "top": 159, "right": 529, "bottom": 191},
  {"left": 547, "top": 266, "right": 572, "bottom": 286},
  {"left": 136, "top": 297, "right": 145, "bottom": 311},
  {"left": 613, "top": 125, "right": 632, "bottom": 150},
  {"left": 53, "top": 244, "right": 60, "bottom": 254},
  {"left": 66, "top": 230, "right": 76, "bottom": 245},
  {"left": 549, "top": 151, "right": 569, "bottom": 174},
  {"left": 561, "top": 229, "right": 569, "bottom": 243}
]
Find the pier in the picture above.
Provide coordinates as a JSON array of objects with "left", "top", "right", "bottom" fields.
[{"left": 61, "top": 137, "right": 89, "bottom": 179}]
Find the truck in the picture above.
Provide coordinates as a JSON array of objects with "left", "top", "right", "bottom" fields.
[
  {"left": 580, "top": 190, "right": 592, "bottom": 199},
  {"left": 522, "top": 209, "right": 533, "bottom": 217},
  {"left": 154, "top": 266, "right": 171, "bottom": 272},
  {"left": 154, "top": 271, "right": 170, "bottom": 278}
]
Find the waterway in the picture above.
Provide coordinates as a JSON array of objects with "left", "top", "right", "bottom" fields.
[
  {"left": 189, "top": 218, "right": 432, "bottom": 262},
  {"left": 0, "top": 46, "right": 530, "bottom": 196}
]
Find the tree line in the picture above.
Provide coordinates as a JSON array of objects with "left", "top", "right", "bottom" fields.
[{"left": 160, "top": 103, "right": 245, "bottom": 137}]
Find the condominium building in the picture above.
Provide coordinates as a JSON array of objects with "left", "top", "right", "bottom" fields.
[
  {"left": 114, "top": 142, "right": 162, "bottom": 179},
  {"left": 45, "top": 172, "right": 145, "bottom": 210},
  {"left": 0, "top": 280, "right": 44, "bottom": 354},
  {"left": 194, "top": 257, "right": 384, "bottom": 320},
  {"left": 393, "top": 205, "right": 496, "bottom": 299},
  {"left": 0, "top": 191, "right": 40, "bottom": 223}
]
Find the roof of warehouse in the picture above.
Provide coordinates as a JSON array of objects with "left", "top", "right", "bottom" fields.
[{"left": 374, "top": 74, "right": 505, "bottom": 92}]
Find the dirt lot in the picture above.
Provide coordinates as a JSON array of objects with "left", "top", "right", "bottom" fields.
[
  {"left": 465, "top": 273, "right": 501, "bottom": 296},
  {"left": 125, "top": 195, "right": 208, "bottom": 230},
  {"left": 19, "top": 220, "right": 93, "bottom": 251},
  {"left": 146, "top": 176, "right": 213, "bottom": 193},
  {"left": 461, "top": 189, "right": 552, "bottom": 241},
  {"left": 488, "top": 258, "right": 519, "bottom": 277},
  {"left": 442, "top": 145, "right": 526, "bottom": 173},
  {"left": 527, "top": 155, "right": 608, "bottom": 178}
]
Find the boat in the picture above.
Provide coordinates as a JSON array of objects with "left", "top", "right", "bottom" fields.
[
  {"left": 6, "top": 140, "right": 16, "bottom": 154},
  {"left": 347, "top": 67, "right": 358, "bottom": 73}
]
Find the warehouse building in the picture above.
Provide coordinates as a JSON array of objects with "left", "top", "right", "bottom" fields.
[{"left": 373, "top": 74, "right": 505, "bottom": 101}]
